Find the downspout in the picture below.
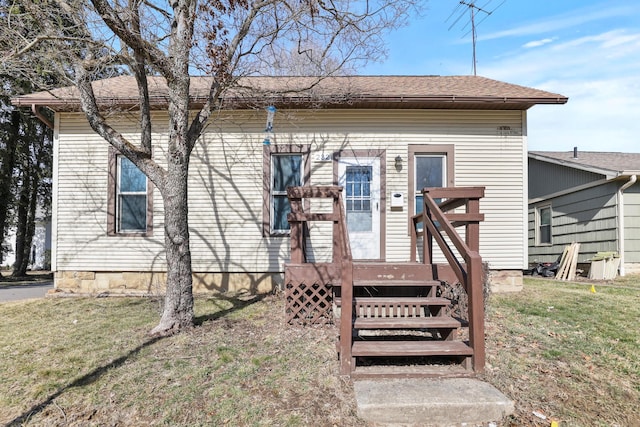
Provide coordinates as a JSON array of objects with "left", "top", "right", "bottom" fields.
[
  {"left": 618, "top": 174, "right": 637, "bottom": 276},
  {"left": 31, "top": 105, "right": 54, "bottom": 130}
]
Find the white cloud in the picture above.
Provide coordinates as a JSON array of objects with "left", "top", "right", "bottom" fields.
[
  {"left": 480, "top": 3, "right": 640, "bottom": 41},
  {"left": 481, "top": 28, "right": 640, "bottom": 153},
  {"left": 522, "top": 38, "right": 556, "bottom": 49}
]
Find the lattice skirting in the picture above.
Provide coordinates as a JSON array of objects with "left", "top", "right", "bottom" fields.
[{"left": 285, "top": 281, "right": 333, "bottom": 325}]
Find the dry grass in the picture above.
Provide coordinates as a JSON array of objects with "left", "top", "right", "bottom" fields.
[
  {"left": 481, "top": 275, "right": 640, "bottom": 426},
  {"left": 1, "top": 274, "right": 639, "bottom": 426},
  {"left": 0, "top": 293, "right": 361, "bottom": 426}
]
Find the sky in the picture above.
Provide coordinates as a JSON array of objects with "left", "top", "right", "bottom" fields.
[{"left": 361, "top": 0, "right": 640, "bottom": 153}]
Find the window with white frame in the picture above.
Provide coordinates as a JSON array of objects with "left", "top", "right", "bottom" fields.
[
  {"left": 537, "top": 205, "right": 552, "bottom": 245},
  {"left": 116, "top": 156, "right": 148, "bottom": 233}
]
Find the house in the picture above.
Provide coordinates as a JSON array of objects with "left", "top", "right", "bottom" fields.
[
  {"left": 528, "top": 149, "right": 640, "bottom": 276},
  {"left": 12, "top": 75, "right": 568, "bottom": 375},
  {"left": 1, "top": 213, "right": 52, "bottom": 271},
  {"left": 11, "top": 75, "right": 568, "bottom": 294}
]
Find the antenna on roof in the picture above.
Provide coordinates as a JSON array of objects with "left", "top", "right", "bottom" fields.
[{"left": 447, "top": 0, "right": 505, "bottom": 76}]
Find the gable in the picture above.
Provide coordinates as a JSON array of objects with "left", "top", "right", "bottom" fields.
[{"left": 529, "top": 158, "right": 606, "bottom": 199}]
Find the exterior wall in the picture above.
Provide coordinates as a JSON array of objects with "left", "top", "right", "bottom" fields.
[
  {"left": 54, "top": 271, "right": 278, "bottom": 294},
  {"left": 528, "top": 157, "right": 605, "bottom": 199},
  {"left": 623, "top": 182, "right": 640, "bottom": 264},
  {"left": 528, "top": 181, "right": 619, "bottom": 265},
  {"left": 53, "top": 108, "right": 528, "bottom": 292}
]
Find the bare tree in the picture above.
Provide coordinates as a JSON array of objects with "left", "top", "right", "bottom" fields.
[{"left": 0, "top": 0, "right": 421, "bottom": 334}]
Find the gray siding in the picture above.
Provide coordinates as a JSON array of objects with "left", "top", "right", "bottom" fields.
[
  {"left": 528, "top": 158, "right": 605, "bottom": 199},
  {"left": 528, "top": 181, "right": 619, "bottom": 264},
  {"left": 624, "top": 182, "right": 640, "bottom": 263}
]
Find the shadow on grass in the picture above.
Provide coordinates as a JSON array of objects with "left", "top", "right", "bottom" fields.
[
  {"left": 193, "top": 292, "right": 267, "bottom": 326},
  {"left": 5, "top": 293, "right": 268, "bottom": 426}
]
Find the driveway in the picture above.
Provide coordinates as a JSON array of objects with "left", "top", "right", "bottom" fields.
[{"left": 0, "top": 281, "right": 54, "bottom": 303}]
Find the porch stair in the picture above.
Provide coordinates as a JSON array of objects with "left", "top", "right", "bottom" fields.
[
  {"left": 335, "top": 262, "right": 473, "bottom": 378},
  {"left": 284, "top": 185, "right": 486, "bottom": 379}
]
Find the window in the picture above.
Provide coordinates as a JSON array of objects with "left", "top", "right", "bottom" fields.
[
  {"left": 414, "top": 155, "right": 446, "bottom": 215},
  {"left": 537, "top": 205, "right": 552, "bottom": 245},
  {"left": 117, "top": 157, "right": 147, "bottom": 232},
  {"left": 345, "top": 165, "right": 373, "bottom": 232},
  {"left": 272, "top": 154, "right": 302, "bottom": 232},
  {"left": 263, "top": 144, "right": 309, "bottom": 236},
  {"left": 108, "top": 148, "right": 153, "bottom": 236},
  {"left": 408, "top": 145, "right": 454, "bottom": 219}
]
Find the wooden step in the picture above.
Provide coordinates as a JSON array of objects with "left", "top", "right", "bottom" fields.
[
  {"left": 353, "top": 297, "right": 449, "bottom": 306},
  {"left": 352, "top": 340, "right": 473, "bottom": 357},
  {"left": 352, "top": 262, "right": 434, "bottom": 282},
  {"left": 336, "top": 296, "right": 451, "bottom": 314},
  {"left": 353, "top": 280, "right": 439, "bottom": 288},
  {"left": 353, "top": 316, "right": 460, "bottom": 330},
  {"left": 350, "top": 364, "right": 473, "bottom": 379}
]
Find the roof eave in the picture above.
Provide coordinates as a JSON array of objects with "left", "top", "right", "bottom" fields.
[
  {"left": 529, "top": 152, "right": 621, "bottom": 179},
  {"left": 12, "top": 94, "right": 569, "bottom": 112}
]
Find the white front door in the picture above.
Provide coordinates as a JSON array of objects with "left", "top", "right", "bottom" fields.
[{"left": 338, "top": 157, "right": 381, "bottom": 260}]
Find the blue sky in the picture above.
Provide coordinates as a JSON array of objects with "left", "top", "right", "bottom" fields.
[{"left": 362, "top": 0, "right": 640, "bottom": 153}]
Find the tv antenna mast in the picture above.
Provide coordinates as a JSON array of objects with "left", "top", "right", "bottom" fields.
[{"left": 447, "top": 0, "right": 505, "bottom": 75}]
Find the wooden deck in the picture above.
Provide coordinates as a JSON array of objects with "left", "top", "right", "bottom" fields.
[{"left": 284, "top": 185, "right": 485, "bottom": 377}]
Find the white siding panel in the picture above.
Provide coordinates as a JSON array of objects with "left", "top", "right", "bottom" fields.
[{"left": 54, "top": 109, "right": 526, "bottom": 273}]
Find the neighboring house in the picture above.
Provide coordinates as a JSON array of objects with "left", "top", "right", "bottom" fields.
[
  {"left": 12, "top": 75, "right": 567, "bottom": 294},
  {"left": 528, "top": 149, "right": 640, "bottom": 276},
  {"left": 2, "top": 213, "right": 52, "bottom": 271}
]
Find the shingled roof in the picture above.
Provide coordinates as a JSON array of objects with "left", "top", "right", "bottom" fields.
[
  {"left": 529, "top": 150, "right": 640, "bottom": 177},
  {"left": 12, "top": 75, "right": 567, "bottom": 112}
]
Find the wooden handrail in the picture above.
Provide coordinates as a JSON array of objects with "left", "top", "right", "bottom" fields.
[
  {"left": 410, "top": 186, "right": 485, "bottom": 372},
  {"left": 287, "top": 185, "right": 354, "bottom": 375}
]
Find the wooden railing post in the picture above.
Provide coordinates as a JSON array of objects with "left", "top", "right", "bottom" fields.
[
  {"left": 286, "top": 186, "right": 354, "bottom": 374},
  {"left": 419, "top": 187, "right": 486, "bottom": 373},
  {"left": 289, "top": 195, "right": 304, "bottom": 264},
  {"left": 466, "top": 197, "right": 480, "bottom": 253},
  {"left": 423, "top": 201, "right": 432, "bottom": 265},
  {"left": 333, "top": 195, "right": 342, "bottom": 263},
  {"left": 467, "top": 253, "right": 485, "bottom": 372},
  {"left": 339, "top": 257, "right": 353, "bottom": 374}
]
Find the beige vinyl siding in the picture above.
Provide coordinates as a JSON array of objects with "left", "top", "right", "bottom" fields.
[
  {"left": 54, "top": 113, "right": 167, "bottom": 271},
  {"left": 54, "top": 109, "right": 527, "bottom": 272}
]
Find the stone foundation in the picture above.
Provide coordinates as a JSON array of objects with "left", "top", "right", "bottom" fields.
[
  {"left": 487, "top": 269, "right": 523, "bottom": 293},
  {"left": 54, "top": 271, "right": 281, "bottom": 295}
]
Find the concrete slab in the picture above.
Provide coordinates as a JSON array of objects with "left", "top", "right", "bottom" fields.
[{"left": 354, "top": 377, "right": 514, "bottom": 427}]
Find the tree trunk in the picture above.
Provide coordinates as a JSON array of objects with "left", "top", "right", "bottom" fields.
[
  {"left": 0, "top": 110, "right": 19, "bottom": 271},
  {"left": 12, "top": 171, "right": 30, "bottom": 276},
  {"left": 13, "top": 165, "right": 39, "bottom": 276},
  {"left": 150, "top": 159, "right": 194, "bottom": 335}
]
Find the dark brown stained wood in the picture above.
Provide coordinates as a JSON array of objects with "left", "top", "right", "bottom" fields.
[
  {"left": 288, "top": 212, "right": 339, "bottom": 222},
  {"left": 287, "top": 185, "right": 342, "bottom": 199},
  {"left": 350, "top": 364, "right": 474, "bottom": 380},
  {"left": 353, "top": 316, "right": 460, "bottom": 329},
  {"left": 353, "top": 297, "right": 450, "bottom": 306},
  {"left": 352, "top": 341, "right": 473, "bottom": 357},
  {"left": 426, "top": 186, "right": 485, "bottom": 203},
  {"left": 445, "top": 213, "right": 484, "bottom": 224},
  {"left": 285, "top": 184, "right": 487, "bottom": 376},
  {"left": 284, "top": 263, "right": 340, "bottom": 284},
  {"left": 352, "top": 279, "right": 439, "bottom": 288},
  {"left": 352, "top": 262, "right": 433, "bottom": 282}
]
